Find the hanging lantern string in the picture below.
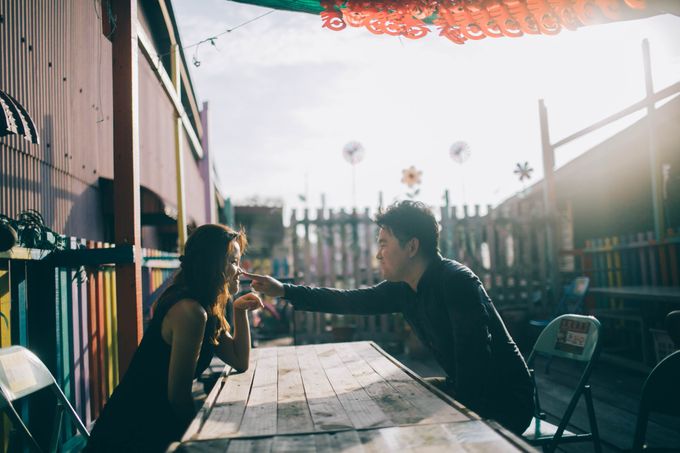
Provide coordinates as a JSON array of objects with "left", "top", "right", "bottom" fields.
[
  {"left": 154, "top": 0, "right": 307, "bottom": 65},
  {"left": 155, "top": 8, "right": 275, "bottom": 67}
]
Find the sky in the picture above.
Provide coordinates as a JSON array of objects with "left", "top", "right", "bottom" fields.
[{"left": 171, "top": 1, "right": 680, "bottom": 217}]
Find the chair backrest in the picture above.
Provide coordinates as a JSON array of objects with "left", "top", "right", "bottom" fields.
[
  {"left": 557, "top": 276, "right": 590, "bottom": 315},
  {"left": 640, "top": 349, "right": 680, "bottom": 417},
  {"left": 665, "top": 311, "right": 680, "bottom": 347},
  {"left": 0, "top": 345, "right": 89, "bottom": 451},
  {"left": 0, "top": 345, "right": 55, "bottom": 402},
  {"left": 633, "top": 350, "right": 680, "bottom": 451},
  {"left": 529, "top": 314, "right": 601, "bottom": 363}
]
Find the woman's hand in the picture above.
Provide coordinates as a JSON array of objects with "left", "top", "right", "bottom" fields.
[
  {"left": 242, "top": 272, "right": 285, "bottom": 298},
  {"left": 233, "top": 292, "right": 264, "bottom": 311}
]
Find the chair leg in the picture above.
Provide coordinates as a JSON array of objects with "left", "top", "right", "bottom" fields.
[
  {"left": 3, "top": 405, "right": 43, "bottom": 452},
  {"left": 632, "top": 407, "right": 648, "bottom": 452},
  {"left": 49, "top": 403, "right": 64, "bottom": 453},
  {"left": 584, "top": 385, "right": 602, "bottom": 453}
]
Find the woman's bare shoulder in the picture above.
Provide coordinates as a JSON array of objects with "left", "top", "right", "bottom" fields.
[{"left": 165, "top": 298, "right": 208, "bottom": 329}]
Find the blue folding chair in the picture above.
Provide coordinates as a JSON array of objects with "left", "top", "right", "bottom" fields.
[
  {"left": 0, "top": 345, "right": 89, "bottom": 452},
  {"left": 523, "top": 314, "right": 602, "bottom": 453},
  {"left": 530, "top": 276, "right": 590, "bottom": 329},
  {"left": 632, "top": 348, "right": 680, "bottom": 451}
]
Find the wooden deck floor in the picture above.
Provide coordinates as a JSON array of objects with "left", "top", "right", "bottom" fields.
[{"left": 194, "top": 340, "right": 680, "bottom": 452}]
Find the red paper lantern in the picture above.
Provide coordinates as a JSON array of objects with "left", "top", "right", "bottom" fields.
[{"left": 319, "top": 0, "right": 647, "bottom": 44}]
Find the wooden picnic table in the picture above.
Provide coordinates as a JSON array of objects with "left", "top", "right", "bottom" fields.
[{"left": 168, "top": 341, "right": 535, "bottom": 452}]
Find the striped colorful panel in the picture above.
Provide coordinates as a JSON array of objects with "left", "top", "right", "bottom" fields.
[
  {"left": 95, "top": 242, "right": 107, "bottom": 410},
  {"left": 104, "top": 264, "right": 114, "bottom": 396},
  {"left": 110, "top": 266, "right": 119, "bottom": 388},
  {"left": 0, "top": 267, "right": 10, "bottom": 347},
  {"left": 78, "top": 238, "right": 92, "bottom": 424},
  {"left": 87, "top": 240, "right": 101, "bottom": 420}
]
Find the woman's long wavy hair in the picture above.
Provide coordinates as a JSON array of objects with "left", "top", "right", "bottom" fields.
[{"left": 154, "top": 224, "right": 247, "bottom": 345}]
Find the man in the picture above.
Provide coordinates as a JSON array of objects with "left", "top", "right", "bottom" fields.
[{"left": 245, "top": 201, "right": 534, "bottom": 434}]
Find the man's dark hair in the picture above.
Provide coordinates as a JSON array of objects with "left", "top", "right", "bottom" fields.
[{"left": 375, "top": 200, "right": 439, "bottom": 258}]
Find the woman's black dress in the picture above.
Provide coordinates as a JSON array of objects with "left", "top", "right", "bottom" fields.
[{"left": 85, "top": 289, "right": 216, "bottom": 452}]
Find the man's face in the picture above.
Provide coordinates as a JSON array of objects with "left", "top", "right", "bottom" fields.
[{"left": 376, "top": 228, "right": 412, "bottom": 282}]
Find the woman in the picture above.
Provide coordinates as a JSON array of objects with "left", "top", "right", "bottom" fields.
[{"left": 85, "top": 224, "right": 262, "bottom": 452}]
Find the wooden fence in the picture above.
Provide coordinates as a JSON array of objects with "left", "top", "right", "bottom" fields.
[
  {"left": 288, "top": 203, "right": 555, "bottom": 349},
  {"left": 0, "top": 241, "right": 177, "bottom": 450},
  {"left": 439, "top": 203, "right": 557, "bottom": 310},
  {"left": 289, "top": 208, "right": 404, "bottom": 348}
]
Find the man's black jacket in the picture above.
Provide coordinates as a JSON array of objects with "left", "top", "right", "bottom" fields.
[{"left": 282, "top": 255, "right": 534, "bottom": 421}]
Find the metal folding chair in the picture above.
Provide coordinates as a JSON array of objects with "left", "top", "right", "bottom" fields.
[
  {"left": 0, "top": 345, "right": 89, "bottom": 452},
  {"left": 632, "top": 350, "right": 680, "bottom": 452},
  {"left": 523, "top": 314, "right": 602, "bottom": 453},
  {"left": 529, "top": 276, "right": 590, "bottom": 329}
]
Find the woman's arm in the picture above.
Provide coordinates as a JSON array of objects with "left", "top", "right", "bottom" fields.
[
  {"left": 164, "top": 299, "right": 208, "bottom": 425},
  {"left": 214, "top": 293, "right": 262, "bottom": 372}
]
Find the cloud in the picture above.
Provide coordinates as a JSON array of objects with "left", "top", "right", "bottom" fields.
[{"left": 172, "top": 0, "right": 680, "bottom": 211}]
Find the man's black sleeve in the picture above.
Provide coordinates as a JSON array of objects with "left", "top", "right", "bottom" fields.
[
  {"left": 443, "top": 273, "right": 493, "bottom": 412},
  {"left": 282, "top": 281, "right": 407, "bottom": 315}
]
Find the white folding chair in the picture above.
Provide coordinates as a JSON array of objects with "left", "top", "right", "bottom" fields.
[{"left": 0, "top": 345, "right": 89, "bottom": 452}]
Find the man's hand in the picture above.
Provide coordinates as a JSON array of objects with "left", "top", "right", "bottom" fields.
[
  {"left": 242, "top": 272, "right": 285, "bottom": 298},
  {"left": 233, "top": 292, "right": 264, "bottom": 311}
]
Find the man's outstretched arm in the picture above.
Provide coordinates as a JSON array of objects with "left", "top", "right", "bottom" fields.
[{"left": 243, "top": 272, "right": 406, "bottom": 315}]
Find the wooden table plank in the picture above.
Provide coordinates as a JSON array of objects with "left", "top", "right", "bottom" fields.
[
  {"left": 440, "top": 420, "right": 527, "bottom": 452},
  {"left": 361, "top": 421, "right": 524, "bottom": 453},
  {"left": 314, "top": 343, "right": 391, "bottom": 430},
  {"left": 296, "top": 345, "right": 355, "bottom": 432},
  {"left": 227, "top": 438, "right": 273, "bottom": 453},
  {"left": 271, "top": 434, "right": 317, "bottom": 452},
  {"left": 238, "top": 347, "right": 278, "bottom": 436},
  {"left": 276, "top": 346, "right": 315, "bottom": 434},
  {"left": 183, "top": 351, "right": 261, "bottom": 442},
  {"left": 174, "top": 421, "right": 525, "bottom": 453},
  {"left": 335, "top": 342, "right": 449, "bottom": 426},
  {"left": 366, "top": 423, "right": 465, "bottom": 452},
  {"left": 196, "top": 350, "right": 260, "bottom": 440},
  {"left": 314, "top": 430, "right": 365, "bottom": 453},
  {"left": 178, "top": 342, "right": 535, "bottom": 452},
  {"left": 353, "top": 343, "right": 472, "bottom": 424},
  {"left": 168, "top": 439, "right": 230, "bottom": 453}
]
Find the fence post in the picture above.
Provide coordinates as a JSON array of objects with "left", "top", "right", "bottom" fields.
[
  {"left": 25, "top": 259, "right": 57, "bottom": 447},
  {"left": 111, "top": 0, "right": 143, "bottom": 376}
]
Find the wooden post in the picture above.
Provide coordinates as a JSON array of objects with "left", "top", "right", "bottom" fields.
[
  {"left": 172, "top": 44, "right": 188, "bottom": 251},
  {"left": 363, "top": 207, "right": 375, "bottom": 285},
  {"left": 539, "top": 99, "right": 560, "bottom": 306},
  {"left": 26, "top": 260, "right": 57, "bottom": 447},
  {"left": 200, "top": 102, "right": 215, "bottom": 223},
  {"left": 302, "top": 209, "right": 311, "bottom": 284},
  {"left": 441, "top": 190, "right": 451, "bottom": 257},
  {"left": 316, "top": 208, "right": 326, "bottom": 287},
  {"left": 485, "top": 205, "right": 497, "bottom": 296},
  {"left": 351, "top": 208, "right": 361, "bottom": 289},
  {"left": 642, "top": 39, "right": 665, "bottom": 241},
  {"left": 111, "top": 0, "right": 143, "bottom": 376}
]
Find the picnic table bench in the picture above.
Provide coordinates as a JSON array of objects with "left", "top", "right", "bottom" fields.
[
  {"left": 589, "top": 286, "right": 680, "bottom": 303},
  {"left": 168, "top": 341, "right": 535, "bottom": 452},
  {"left": 589, "top": 286, "right": 680, "bottom": 369}
]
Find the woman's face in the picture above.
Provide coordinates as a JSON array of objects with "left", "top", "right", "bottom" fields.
[{"left": 225, "top": 241, "right": 242, "bottom": 294}]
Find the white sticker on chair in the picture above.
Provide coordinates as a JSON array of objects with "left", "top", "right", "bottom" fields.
[{"left": 0, "top": 351, "right": 37, "bottom": 397}]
